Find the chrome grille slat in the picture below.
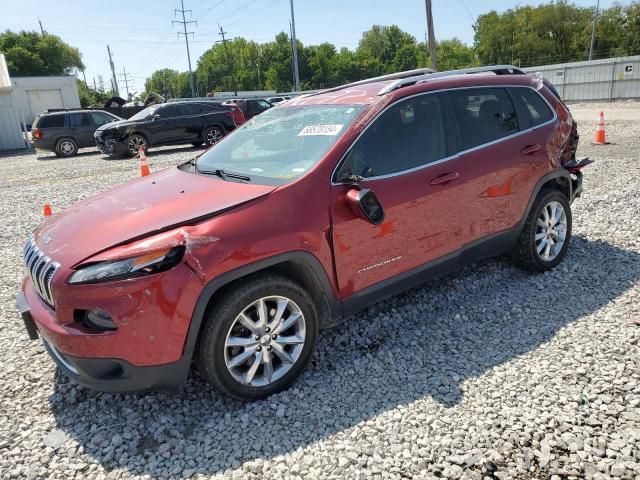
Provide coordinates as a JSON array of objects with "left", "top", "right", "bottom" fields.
[{"left": 22, "top": 235, "right": 59, "bottom": 307}]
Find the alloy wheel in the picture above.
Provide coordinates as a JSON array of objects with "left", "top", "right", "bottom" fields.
[
  {"left": 60, "top": 140, "right": 75, "bottom": 155},
  {"left": 535, "top": 200, "right": 567, "bottom": 261},
  {"left": 224, "top": 296, "right": 306, "bottom": 387},
  {"left": 206, "top": 127, "right": 224, "bottom": 146},
  {"left": 128, "top": 135, "right": 147, "bottom": 155}
]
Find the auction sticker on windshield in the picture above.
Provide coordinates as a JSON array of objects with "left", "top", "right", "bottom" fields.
[{"left": 298, "top": 124, "right": 344, "bottom": 136}]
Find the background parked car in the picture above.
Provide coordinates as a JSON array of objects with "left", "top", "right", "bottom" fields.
[
  {"left": 94, "top": 101, "right": 238, "bottom": 157},
  {"left": 222, "top": 98, "right": 273, "bottom": 120},
  {"left": 267, "top": 96, "right": 287, "bottom": 105},
  {"left": 31, "top": 110, "right": 121, "bottom": 157}
]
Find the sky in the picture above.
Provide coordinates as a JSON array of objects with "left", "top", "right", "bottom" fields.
[{"left": 0, "top": 0, "right": 623, "bottom": 95}]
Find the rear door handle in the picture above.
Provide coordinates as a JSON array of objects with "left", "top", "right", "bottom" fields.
[
  {"left": 520, "top": 144, "right": 541, "bottom": 155},
  {"left": 430, "top": 172, "right": 459, "bottom": 185}
]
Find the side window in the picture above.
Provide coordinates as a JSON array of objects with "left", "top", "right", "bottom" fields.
[
  {"left": 69, "top": 113, "right": 91, "bottom": 127},
  {"left": 511, "top": 88, "right": 554, "bottom": 129},
  {"left": 257, "top": 100, "right": 271, "bottom": 110},
  {"left": 38, "top": 115, "right": 65, "bottom": 128},
  {"left": 339, "top": 93, "right": 447, "bottom": 179},
  {"left": 184, "top": 103, "right": 202, "bottom": 115},
  {"left": 90, "top": 112, "right": 115, "bottom": 126},
  {"left": 157, "top": 105, "right": 178, "bottom": 118},
  {"left": 448, "top": 88, "right": 518, "bottom": 151}
]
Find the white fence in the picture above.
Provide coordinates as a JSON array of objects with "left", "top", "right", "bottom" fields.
[{"left": 524, "top": 55, "right": 640, "bottom": 102}]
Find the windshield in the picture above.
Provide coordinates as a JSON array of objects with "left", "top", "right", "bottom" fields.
[
  {"left": 128, "top": 105, "right": 161, "bottom": 121},
  {"left": 195, "top": 104, "right": 365, "bottom": 183}
]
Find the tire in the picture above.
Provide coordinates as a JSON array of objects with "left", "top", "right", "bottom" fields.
[
  {"left": 196, "top": 274, "right": 319, "bottom": 400},
  {"left": 203, "top": 125, "right": 225, "bottom": 147},
  {"left": 511, "top": 189, "right": 572, "bottom": 271},
  {"left": 55, "top": 138, "right": 78, "bottom": 157},
  {"left": 126, "top": 133, "right": 148, "bottom": 157}
]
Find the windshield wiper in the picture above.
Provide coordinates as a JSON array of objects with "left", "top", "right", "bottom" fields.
[{"left": 197, "top": 167, "right": 251, "bottom": 182}]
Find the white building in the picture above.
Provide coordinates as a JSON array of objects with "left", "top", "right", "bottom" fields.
[{"left": 0, "top": 54, "right": 82, "bottom": 152}]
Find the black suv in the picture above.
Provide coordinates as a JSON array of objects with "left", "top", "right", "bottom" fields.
[
  {"left": 32, "top": 110, "right": 121, "bottom": 157},
  {"left": 94, "top": 101, "right": 237, "bottom": 157}
]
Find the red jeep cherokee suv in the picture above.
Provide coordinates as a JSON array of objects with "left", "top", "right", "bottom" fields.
[{"left": 17, "top": 66, "right": 588, "bottom": 400}]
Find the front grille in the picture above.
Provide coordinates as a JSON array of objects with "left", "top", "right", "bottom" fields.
[{"left": 23, "top": 236, "right": 60, "bottom": 307}]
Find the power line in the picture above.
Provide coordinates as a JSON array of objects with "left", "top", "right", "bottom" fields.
[{"left": 173, "top": 0, "right": 197, "bottom": 97}]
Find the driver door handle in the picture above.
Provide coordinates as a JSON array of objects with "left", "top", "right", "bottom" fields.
[{"left": 430, "top": 172, "right": 459, "bottom": 185}]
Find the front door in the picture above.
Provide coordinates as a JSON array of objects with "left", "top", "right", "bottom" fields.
[{"left": 330, "top": 92, "right": 467, "bottom": 299}]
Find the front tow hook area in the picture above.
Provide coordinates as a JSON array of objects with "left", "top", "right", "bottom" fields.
[{"left": 16, "top": 292, "right": 39, "bottom": 340}]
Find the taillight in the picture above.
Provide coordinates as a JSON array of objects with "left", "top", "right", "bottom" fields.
[{"left": 32, "top": 128, "right": 42, "bottom": 139}]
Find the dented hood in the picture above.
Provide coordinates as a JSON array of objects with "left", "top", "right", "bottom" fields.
[{"left": 35, "top": 166, "right": 276, "bottom": 266}]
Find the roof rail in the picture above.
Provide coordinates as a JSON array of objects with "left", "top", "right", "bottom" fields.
[
  {"left": 377, "top": 65, "right": 526, "bottom": 95},
  {"left": 306, "top": 68, "right": 436, "bottom": 97}
]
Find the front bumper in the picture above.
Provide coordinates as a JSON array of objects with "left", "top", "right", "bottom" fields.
[
  {"left": 16, "top": 291, "right": 189, "bottom": 392},
  {"left": 95, "top": 135, "right": 128, "bottom": 156}
]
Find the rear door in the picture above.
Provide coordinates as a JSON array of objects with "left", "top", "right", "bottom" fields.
[
  {"left": 68, "top": 112, "right": 94, "bottom": 147},
  {"left": 177, "top": 103, "right": 203, "bottom": 141},
  {"left": 330, "top": 92, "right": 468, "bottom": 299},
  {"left": 445, "top": 87, "right": 547, "bottom": 243}
]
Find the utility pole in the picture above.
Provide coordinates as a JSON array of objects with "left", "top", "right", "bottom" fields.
[
  {"left": 93, "top": 77, "right": 97, "bottom": 91},
  {"left": 173, "top": 0, "right": 196, "bottom": 97},
  {"left": 289, "top": 22, "right": 296, "bottom": 89},
  {"left": 289, "top": 0, "right": 300, "bottom": 91},
  {"left": 81, "top": 69, "right": 88, "bottom": 88},
  {"left": 119, "top": 67, "right": 134, "bottom": 99},
  {"left": 37, "top": 17, "right": 45, "bottom": 36},
  {"left": 106, "top": 45, "right": 119, "bottom": 96},
  {"left": 425, "top": 0, "right": 437, "bottom": 70},
  {"left": 218, "top": 24, "right": 237, "bottom": 95},
  {"left": 588, "top": 0, "right": 600, "bottom": 61}
]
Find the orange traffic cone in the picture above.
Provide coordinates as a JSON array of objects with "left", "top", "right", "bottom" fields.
[
  {"left": 594, "top": 111, "right": 607, "bottom": 145},
  {"left": 139, "top": 147, "right": 150, "bottom": 177},
  {"left": 43, "top": 203, "right": 52, "bottom": 217}
]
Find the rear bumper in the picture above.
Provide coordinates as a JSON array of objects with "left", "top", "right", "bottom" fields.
[{"left": 16, "top": 290, "right": 190, "bottom": 392}]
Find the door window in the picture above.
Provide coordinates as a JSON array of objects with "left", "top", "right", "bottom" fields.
[
  {"left": 90, "top": 112, "right": 116, "bottom": 126},
  {"left": 69, "top": 113, "right": 91, "bottom": 127},
  {"left": 157, "top": 105, "right": 178, "bottom": 118},
  {"left": 509, "top": 87, "right": 554, "bottom": 129},
  {"left": 448, "top": 88, "right": 519, "bottom": 151},
  {"left": 337, "top": 93, "right": 447, "bottom": 179}
]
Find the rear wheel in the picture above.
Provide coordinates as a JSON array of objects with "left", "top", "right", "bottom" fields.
[
  {"left": 203, "top": 126, "right": 225, "bottom": 147},
  {"left": 127, "top": 134, "right": 148, "bottom": 157},
  {"left": 511, "top": 189, "right": 572, "bottom": 271},
  {"left": 55, "top": 138, "right": 78, "bottom": 157},
  {"left": 196, "top": 274, "right": 318, "bottom": 400}
]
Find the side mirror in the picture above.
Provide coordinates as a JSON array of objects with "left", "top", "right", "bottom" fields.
[{"left": 345, "top": 188, "right": 385, "bottom": 225}]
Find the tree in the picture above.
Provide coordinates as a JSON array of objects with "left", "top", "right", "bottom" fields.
[
  {"left": 144, "top": 68, "right": 183, "bottom": 99},
  {"left": 76, "top": 79, "right": 110, "bottom": 107},
  {"left": 0, "top": 30, "right": 84, "bottom": 75}
]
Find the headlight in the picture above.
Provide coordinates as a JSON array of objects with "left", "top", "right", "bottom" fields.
[{"left": 68, "top": 246, "right": 185, "bottom": 284}]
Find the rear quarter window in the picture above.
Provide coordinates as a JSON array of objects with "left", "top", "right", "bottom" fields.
[
  {"left": 37, "top": 115, "right": 65, "bottom": 128},
  {"left": 510, "top": 88, "right": 555, "bottom": 129}
]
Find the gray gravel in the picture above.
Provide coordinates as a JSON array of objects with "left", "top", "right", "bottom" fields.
[{"left": 1, "top": 103, "right": 639, "bottom": 479}]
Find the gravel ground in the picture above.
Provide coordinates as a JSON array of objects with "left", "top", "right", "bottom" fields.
[{"left": 0, "top": 102, "right": 639, "bottom": 480}]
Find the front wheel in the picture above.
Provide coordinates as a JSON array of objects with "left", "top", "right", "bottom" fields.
[
  {"left": 203, "top": 126, "right": 225, "bottom": 147},
  {"left": 127, "top": 134, "right": 148, "bottom": 157},
  {"left": 511, "top": 189, "right": 572, "bottom": 271},
  {"left": 196, "top": 274, "right": 318, "bottom": 400}
]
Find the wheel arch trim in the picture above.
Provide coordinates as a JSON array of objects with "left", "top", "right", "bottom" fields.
[{"left": 180, "top": 250, "right": 341, "bottom": 365}]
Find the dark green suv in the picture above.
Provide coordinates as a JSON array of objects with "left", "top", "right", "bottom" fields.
[{"left": 31, "top": 110, "right": 121, "bottom": 157}]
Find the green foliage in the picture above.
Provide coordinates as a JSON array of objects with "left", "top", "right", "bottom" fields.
[
  {"left": 76, "top": 79, "right": 110, "bottom": 108},
  {"left": 0, "top": 30, "right": 84, "bottom": 75},
  {"left": 143, "top": 68, "right": 193, "bottom": 99},
  {"left": 474, "top": 0, "right": 640, "bottom": 66}
]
